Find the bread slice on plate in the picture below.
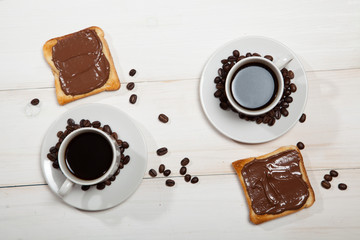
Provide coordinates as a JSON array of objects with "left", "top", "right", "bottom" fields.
[
  {"left": 43, "top": 26, "right": 120, "bottom": 105},
  {"left": 232, "top": 145, "right": 315, "bottom": 224}
]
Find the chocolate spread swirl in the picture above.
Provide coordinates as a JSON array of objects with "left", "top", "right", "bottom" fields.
[
  {"left": 241, "top": 150, "right": 309, "bottom": 215},
  {"left": 52, "top": 29, "right": 110, "bottom": 96}
]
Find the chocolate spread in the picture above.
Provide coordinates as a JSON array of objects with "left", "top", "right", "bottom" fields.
[
  {"left": 241, "top": 150, "right": 309, "bottom": 215},
  {"left": 52, "top": 29, "right": 110, "bottom": 96}
]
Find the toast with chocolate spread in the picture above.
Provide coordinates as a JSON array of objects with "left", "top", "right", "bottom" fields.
[
  {"left": 43, "top": 26, "right": 120, "bottom": 105},
  {"left": 232, "top": 146, "right": 315, "bottom": 224}
]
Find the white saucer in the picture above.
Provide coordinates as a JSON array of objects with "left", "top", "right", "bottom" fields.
[
  {"left": 40, "top": 103, "right": 147, "bottom": 211},
  {"left": 200, "top": 36, "right": 308, "bottom": 143}
]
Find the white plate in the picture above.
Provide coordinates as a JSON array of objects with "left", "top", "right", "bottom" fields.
[
  {"left": 40, "top": 103, "right": 147, "bottom": 211},
  {"left": 200, "top": 36, "right": 308, "bottom": 143}
]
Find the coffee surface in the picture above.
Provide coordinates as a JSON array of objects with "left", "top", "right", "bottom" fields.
[
  {"left": 52, "top": 29, "right": 110, "bottom": 96},
  {"left": 65, "top": 132, "right": 113, "bottom": 180},
  {"left": 230, "top": 63, "right": 277, "bottom": 110},
  {"left": 241, "top": 150, "right": 309, "bottom": 215}
]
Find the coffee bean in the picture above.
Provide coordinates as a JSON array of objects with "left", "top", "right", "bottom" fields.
[
  {"left": 157, "top": 147, "right": 168, "bottom": 156},
  {"left": 127, "top": 82, "right": 135, "bottom": 90},
  {"left": 285, "top": 96, "right": 293, "bottom": 103},
  {"left": 57, "top": 131, "right": 63, "bottom": 138},
  {"left": 214, "top": 76, "right": 221, "bottom": 83},
  {"left": 67, "top": 118, "right": 75, "bottom": 126},
  {"left": 256, "top": 117, "right": 263, "bottom": 124},
  {"left": 216, "top": 83, "right": 224, "bottom": 90},
  {"left": 232, "top": 50, "right": 240, "bottom": 57},
  {"left": 227, "top": 56, "right": 236, "bottom": 62},
  {"left": 290, "top": 83, "right": 297, "bottom": 92},
  {"left": 47, "top": 153, "right": 56, "bottom": 161},
  {"left": 220, "top": 102, "right": 229, "bottom": 110},
  {"left": 159, "top": 164, "right": 165, "bottom": 173},
  {"left": 221, "top": 59, "right": 228, "bottom": 64},
  {"left": 184, "top": 174, "right": 191, "bottom": 182},
  {"left": 275, "top": 110, "right": 281, "bottom": 119},
  {"left": 83, "top": 120, "right": 91, "bottom": 127},
  {"left": 49, "top": 146, "right": 57, "bottom": 154},
  {"left": 129, "top": 94, "right": 137, "bottom": 104},
  {"left": 105, "top": 180, "right": 112, "bottom": 186},
  {"left": 191, "top": 176, "right": 199, "bottom": 184},
  {"left": 338, "top": 183, "right": 347, "bottom": 190},
  {"left": 123, "top": 155, "right": 130, "bottom": 165},
  {"left": 30, "top": 98, "right": 40, "bottom": 106},
  {"left": 299, "top": 113, "right": 306, "bottom": 123},
  {"left": 103, "top": 125, "right": 112, "bottom": 135},
  {"left": 252, "top": 52, "right": 261, "bottom": 57},
  {"left": 245, "top": 52, "right": 252, "bottom": 57},
  {"left": 91, "top": 121, "right": 101, "bottom": 128},
  {"left": 297, "top": 141, "right": 305, "bottom": 150},
  {"left": 81, "top": 185, "right": 90, "bottom": 191},
  {"left": 268, "top": 117, "right": 276, "bottom": 126},
  {"left": 223, "top": 64, "right": 231, "bottom": 72},
  {"left": 55, "top": 142, "right": 61, "bottom": 149},
  {"left": 280, "top": 108, "right": 289, "bottom": 117},
  {"left": 96, "top": 182, "right": 106, "bottom": 190},
  {"left": 330, "top": 170, "right": 339, "bottom": 177},
  {"left": 180, "top": 167, "right": 187, "bottom": 175},
  {"left": 52, "top": 161, "right": 59, "bottom": 169},
  {"left": 158, "top": 114, "right": 169, "bottom": 123},
  {"left": 284, "top": 89, "right": 291, "bottom": 96},
  {"left": 115, "top": 168, "right": 120, "bottom": 176},
  {"left": 281, "top": 102, "right": 289, "bottom": 108},
  {"left": 284, "top": 77, "right": 290, "bottom": 86},
  {"left": 288, "top": 70, "right": 295, "bottom": 79},
  {"left": 237, "top": 56, "right": 246, "bottom": 62},
  {"left": 214, "top": 89, "right": 222, "bottom": 98},
  {"left": 321, "top": 180, "right": 331, "bottom": 189},
  {"left": 122, "top": 141, "right": 129, "bottom": 149},
  {"left": 129, "top": 69, "right": 136, "bottom": 76},
  {"left": 166, "top": 179, "right": 175, "bottom": 187},
  {"left": 181, "top": 157, "right": 190, "bottom": 166},
  {"left": 119, "top": 162, "right": 124, "bottom": 169},
  {"left": 149, "top": 169, "right": 157, "bottom": 177},
  {"left": 324, "top": 174, "right": 332, "bottom": 181},
  {"left": 163, "top": 169, "right": 171, "bottom": 177},
  {"left": 218, "top": 68, "right": 224, "bottom": 77},
  {"left": 111, "top": 132, "right": 118, "bottom": 140},
  {"left": 264, "top": 55, "right": 273, "bottom": 61}
]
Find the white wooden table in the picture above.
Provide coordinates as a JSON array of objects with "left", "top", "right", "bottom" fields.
[{"left": 1, "top": 0, "right": 360, "bottom": 239}]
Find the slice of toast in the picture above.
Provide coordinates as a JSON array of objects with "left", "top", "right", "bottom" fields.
[
  {"left": 232, "top": 146, "right": 315, "bottom": 224},
  {"left": 43, "top": 26, "right": 120, "bottom": 105}
]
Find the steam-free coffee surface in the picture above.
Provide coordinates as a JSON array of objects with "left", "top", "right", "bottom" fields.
[
  {"left": 65, "top": 132, "right": 113, "bottom": 180},
  {"left": 231, "top": 63, "right": 277, "bottom": 110}
]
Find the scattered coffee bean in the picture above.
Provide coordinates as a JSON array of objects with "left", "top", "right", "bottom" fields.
[
  {"left": 67, "top": 118, "right": 75, "bottom": 126},
  {"left": 232, "top": 50, "right": 240, "bottom": 57},
  {"left": 297, "top": 141, "right": 305, "bottom": 150},
  {"left": 324, "top": 174, "right": 332, "bottom": 181},
  {"left": 321, "top": 180, "right": 331, "bottom": 189},
  {"left": 163, "top": 169, "right": 171, "bottom": 177},
  {"left": 184, "top": 174, "right": 191, "bottom": 182},
  {"left": 126, "top": 82, "right": 135, "bottom": 90},
  {"left": 180, "top": 167, "right": 187, "bottom": 175},
  {"left": 149, "top": 169, "right": 157, "bottom": 177},
  {"left": 30, "top": 98, "right": 40, "bottom": 106},
  {"left": 264, "top": 55, "right": 273, "bottom": 61},
  {"left": 81, "top": 185, "right": 90, "bottom": 191},
  {"left": 181, "top": 157, "right": 190, "bottom": 166},
  {"left": 122, "top": 141, "right": 129, "bottom": 149},
  {"left": 103, "top": 125, "right": 112, "bottom": 135},
  {"left": 290, "top": 83, "right": 297, "bottom": 92},
  {"left": 299, "top": 113, "right": 306, "bottom": 123},
  {"left": 96, "top": 182, "right": 106, "bottom": 190},
  {"left": 158, "top": 114, "right": 169, "bottom": 123},
  {"left": 288, "top": 70, "right": 295, "bottom": 79},
  {"left": 338, "top": 183, "right": 347, "bottom": 190},
  {"left": 92, "top": 120, "right": 101, "bottom": 128},
  {"left": 159, "top": 164, "right": 165, "bottom": 173},
  {"left": 330, "top": 170, "right": 339, "bottom": 177},
  {"left": 129, "top": 94, "right": 137, "bottom": 104},
  {"left": 191, "top": 176, "right": 199, "bottom": 184},
  {"left": 165, "top": 179, "right": 175, "bottom": 187},
  {"left": 157, "top": 147, "right": 168, "bottom": 156},
  {"left": 129, "top": 69, "right": 136, "bottom": 76}
]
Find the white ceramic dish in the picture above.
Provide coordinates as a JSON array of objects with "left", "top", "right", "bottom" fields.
[
  {"left": 40, "top": 103, "right": 147, "bottom": 211},
  {"left": 200, "top": 36, "right": 308, "bottom": 143}
]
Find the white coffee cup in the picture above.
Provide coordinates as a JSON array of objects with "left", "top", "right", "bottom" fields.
[
  {"left": 57, "top": 127, "right": 120, "bottom": 196},
  {"left": 225, "top": 56, "right": 292, "bottom": 116}
]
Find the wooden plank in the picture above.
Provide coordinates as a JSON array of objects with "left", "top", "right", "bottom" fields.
[
  {"left": 0, "top": 69, "right": 359, "bottom": 186},
  {"left": 0, "top": 169, "right": 359, "bottom": 239},
  {"left": 0, "top": 0, "right": 359, "bottom": 90}
]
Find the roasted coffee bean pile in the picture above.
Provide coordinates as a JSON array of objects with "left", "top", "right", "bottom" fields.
[
  {"left": 148, "top": 157, "right": 199, "bottom": 187},
  {"left": 46, "top": 118, "right": 130, "bottom": 191},
  {"left": 213, "top": 50, "right": 297, "bottom": 126},
  {"left": 321, "top": 170, "right": 348, "bottom": 191}
]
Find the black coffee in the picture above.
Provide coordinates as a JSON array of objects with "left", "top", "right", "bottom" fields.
[
  {"left": 230, "top": 63, "right": 278, "bottom": 110},
  {"left": 65, "top": 132, "right": 113, "bottom": 180}
]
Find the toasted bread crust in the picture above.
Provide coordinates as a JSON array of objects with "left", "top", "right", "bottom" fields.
[
  {"left": 232, "top": 146, "right": 315, "bottom": 224},
  {"left": 43, "top": 26, "right": 120, "bottom": 105}
]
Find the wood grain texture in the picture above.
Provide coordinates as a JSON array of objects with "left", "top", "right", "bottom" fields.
[{"left": 0, "top": 0, "right": 360, "bottom": 239}]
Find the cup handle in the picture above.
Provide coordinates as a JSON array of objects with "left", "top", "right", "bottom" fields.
[
  {"left": 58, "top": 179, "right": 74, "bottom": 196},
  {"left": 273, "top": 55, "right": 294, "bottom": 70}
]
